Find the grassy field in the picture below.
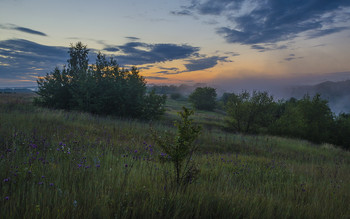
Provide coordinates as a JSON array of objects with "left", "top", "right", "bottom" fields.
[{"left": 1, "top": 93, "right": 349, "bottom": 218}]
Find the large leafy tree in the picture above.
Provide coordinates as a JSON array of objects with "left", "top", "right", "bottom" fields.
[
  {"left": 189, "top": 87, "right": 217, "bottom": 111},
  {"left": 35, "top": 42, "right": 166, "bottom": 119},
  {"left": 225, "top": 91, "right": 274, "bottom": 134}
]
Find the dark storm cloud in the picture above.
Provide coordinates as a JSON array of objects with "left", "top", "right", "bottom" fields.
[
  {"left": 184, "top": 56, "right": 230, "bottom": 72},
  {"left": 0, "top": 24, "right": 47, "bottom": 36},
  {"left": 0, "top": 39, "right": 68, "bottom": 80},
  {"left": 114, "top": 42, "right": 200, "bottom": 65},
  {"left": 179, "top": 0, "right": 350, "bottom": 45}
]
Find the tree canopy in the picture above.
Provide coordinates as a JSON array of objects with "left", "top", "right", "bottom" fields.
[
  {"left": 189, "top": 87, "right": 217, "bottom": 111},
  {"left": 35, "top": 42, "right": 166, "bottom": 119}
]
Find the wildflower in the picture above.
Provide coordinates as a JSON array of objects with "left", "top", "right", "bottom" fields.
[
  {"left": 5, "top": 196, "right": 9, "bottom": 201},
  {"left": 96, "top": 164, "right": 100, "bottom": 168},
  {"left": 41, "top": 175, "right": 45, "bottom": 178},
  {"left": 49, "top": 183, "right": 54, "bottom": 187},
  {"left": 85, "top": 165, "right": 91, "bottom": 169},
  {"left": 38, "top": 182, "right": 43, "bottom": 185},
  {"left": 134, "top": 150, "right": 138, "bottom": 153},
  {"left": 56, "top": 148, "right": 60, "bottom": 151},
  {"left": 3, "top": 178, "right": 9, "bottom": 182},
  {"left": 124, "top": 164, "right": 128, "bottom": 168}
]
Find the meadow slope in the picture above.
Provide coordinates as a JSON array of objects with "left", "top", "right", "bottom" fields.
[{"left": 0, "top": 93, "right": 349, "bottom": 218}]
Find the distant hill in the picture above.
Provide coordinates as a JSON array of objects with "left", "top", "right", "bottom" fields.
[
  {"left": 290, "top": 80, "right": 350, "bottom": 114},
  {"left": 0, "top": 87, "right": 36, "bottom": 93}
]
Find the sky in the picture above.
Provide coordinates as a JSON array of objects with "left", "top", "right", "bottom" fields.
[{"left": 1, "top": 0, "right": 350, "bottom": 92}]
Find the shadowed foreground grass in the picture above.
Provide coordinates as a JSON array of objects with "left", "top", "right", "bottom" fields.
[{"left": 1, "top": 94, "right": 349, "bottom": 218}]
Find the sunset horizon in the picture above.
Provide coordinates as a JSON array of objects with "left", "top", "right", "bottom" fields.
[{"left": 1, "top": 0, "right": 350, "bottom": 90}]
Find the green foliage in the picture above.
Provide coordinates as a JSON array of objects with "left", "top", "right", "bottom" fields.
[
  {"left": 142, "top": 90, "right": 167, "bottom": 120},
  {"left": 189, "top": 87, "right": 217, "bottom": 111},
  {"left": 1, "top": 94, "right": 350, "bottom": 218},
  {"left": 332, "top": 113, "right": 350, "bottom": 149},
  {"left": 152, "top": 107, "right": 201, "bottom": 186},
  {"left": 270, "top": 94, "right": 334, "bottom": 144},
  {"left": 225, "top": 91, "right": 274, "bottom": 134},
  {"left": 35, "top": 42, "right": 166, "bottom": 119},
  {"left": 170, "top": 92, "right": 182, "bottom": 100}
]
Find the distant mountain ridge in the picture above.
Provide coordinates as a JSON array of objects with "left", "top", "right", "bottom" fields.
[
  {"left": 0, "top": 87, "right": 37, "bottom": 93},
  {"left": 290, "top": 80, "right": 350, "bottom": 114}
]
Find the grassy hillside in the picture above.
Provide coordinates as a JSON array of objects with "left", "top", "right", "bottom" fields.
[{"left": 1, "top": 93, "right": 349, "bottom": 218}]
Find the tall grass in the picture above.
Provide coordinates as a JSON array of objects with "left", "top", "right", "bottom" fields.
[{"left": 1, "top": 93, "right": 349, "bottom": 218}]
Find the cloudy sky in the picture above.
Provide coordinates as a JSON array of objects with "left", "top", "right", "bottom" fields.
[{"left": 1, "top": 0, "right": 350, "bottom": 91}]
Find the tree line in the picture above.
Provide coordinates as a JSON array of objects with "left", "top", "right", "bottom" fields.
[
  {"left": 35, "top": 42, "right": 166, "bottom": 119},
  {"left": 189, "top": 87, "right": 350, "bottom": 149}
]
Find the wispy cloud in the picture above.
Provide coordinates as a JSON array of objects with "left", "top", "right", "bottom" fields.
[
  {"left": 113, "top": 42, "right": 200, "bottom": 65},
  {"left": 103, "top": 47, "right": 119, "bottom": 52},
  {"left": 0, "top": 39, "right": 67, "bottom": 81},
  {"left": 251, "top": 44, "right": 287, "bottom": 52},
  {"left": 184, "top": 56, "right": 230, "bottom": 71},
  {"left": 125, "top": 36, "right": 141, "bottom": 41},
  {"left": 145, "top": 76, "right": 168, "bottom": 80},
  {"left": 0, "top": 24, "right": 47, "bottom": 36},
  {"left": 170, "top": 10, "right": 193, "bottom": 16}
]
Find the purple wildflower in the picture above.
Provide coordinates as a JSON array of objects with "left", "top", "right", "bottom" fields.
[
  {"left": 5, "top": 196, "right": 9, "bottom": 200},
  {"left": 96, "top": 164, "right": 100, "bottom": 168},
  {"left": 3, "top": 178, "right": 9, "bottom": 182},
  {"left": 49, "top": 183, "right": 54, "bottom": 187},
  {"left": 38, "top": 182, "right": 43, "bottom": 185},
  {"left": 124, "top": 164, "right": 128, "bottom": 168}
]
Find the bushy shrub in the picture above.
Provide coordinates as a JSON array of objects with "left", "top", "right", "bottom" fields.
[{"left": 152, "top": 107, "right": 201, "bottom": 186}]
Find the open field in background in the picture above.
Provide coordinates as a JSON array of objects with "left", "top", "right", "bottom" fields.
[
  {"left": 1, "top": 93, "right": 349, "bottom": 218},
  {"left": 162, "top": 98, "right": 226, "bottom": 130}
]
